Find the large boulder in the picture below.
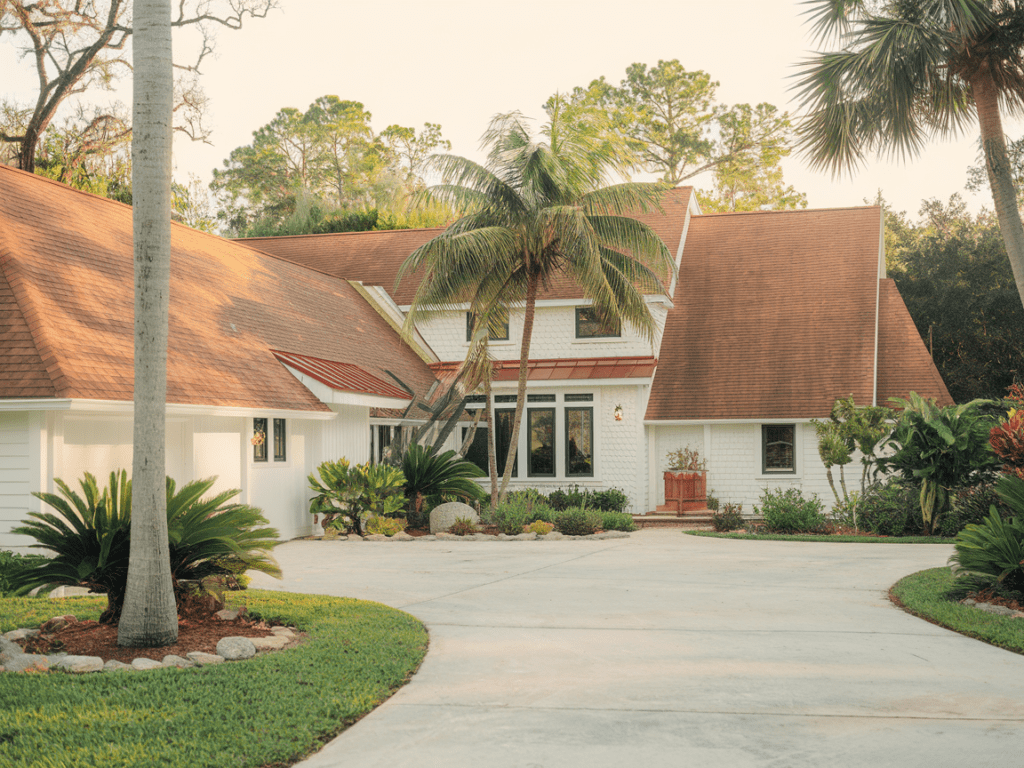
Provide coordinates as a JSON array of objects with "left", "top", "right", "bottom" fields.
[{"left": 429, "top": 502, "right": 479, "bottom": 534}]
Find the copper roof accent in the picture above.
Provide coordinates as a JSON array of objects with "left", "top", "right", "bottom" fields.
[
  {"left": 430, "top": 356, "right": 658, "bottom": 382},
  {"left": 239, "top": 187, "right": 694, "bottom": 305},
  {"left": 0, "top": 165, "right": 437, "bottom": 411},
  {"left": 646, "top": 207, "right": 893, "bottom": 421},
  {"left": 876, "top": 279, "right": 954, "bottom": 407},
  {"left": 272, "top": 350, "right": 411, "bottom": 401}
]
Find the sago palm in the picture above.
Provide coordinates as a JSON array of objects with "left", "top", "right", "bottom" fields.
[
  {"left": 398, "top": 110, "right": 674, "bottom": 502},
  {"left": 794, "top": 0, "right": 1024, "bottom": 309}
]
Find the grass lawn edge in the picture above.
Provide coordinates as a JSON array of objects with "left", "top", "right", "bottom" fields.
[
  {"left": 684, "top": 531, "right": 953, "bottom": 544},
  {"left": 889, "top": 567, "right": 1024, "bottom": 657}
]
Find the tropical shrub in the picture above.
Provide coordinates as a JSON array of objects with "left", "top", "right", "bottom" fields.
[
  {"left": 492, "top": 504, "right": 530, "bottom": 535},
  {"left": 0, "top": 551, "right": 46, "bottom": 597},
  {"left": 882, "top": 393, "right": 1000, "bottom": 534},
  {"left": 548, "top": 486, "right": 629, "bottom": 513},
  {"left": 554, "top": 508, "right": 602, "bottom": 536},
  {"left": 990, "top": 408, "right": 1024, "bottom": 480},
  {"left": 940, "top": 481, "right": 1015, "bottom": 538},
  {"left": 591, "top": 488, "right": 630, "bottom": 513},
  {"left": 705, "top": 489, "right": 720, "bottom": 511},
  {"left": 449, "top": 517, "right": 479, "bottom": 536},
  {"left": 949, "top": 476, "right": 1024, "bottom": 596},
  {"left": 489, "top": 489, "right": 556, "bottom": 530},
  {"left": 528, "top": 520, "right": 554, "bottom": 535},
  {"left": 548, "top": 486, "right": 586, "bottom": 511},
  {"left": 12, "top": 471, "right": 280, "bottom": 623},
  {"left": 755, "top": 488, "right": 829, "bottom": 534},
  {"left": 365, "top": 516, "right": 407, "bottom": 537},
  {"left": 853, "top": 481, "right": 921, "bottom": 537},
  {"left": 711, "top": 503, "right": 744, "bottom": 532},
  {"left": 828, "top": 492, "right": 860, "bottom": 530},
  {"left": 600, "top": 511, "right": 637, "bottom": 532},
  {"left": 400, "top": 444, "right": 486, "bottom": 526},
  {"left": 308, "top": 458, "right": 406, "bottom": 535}
]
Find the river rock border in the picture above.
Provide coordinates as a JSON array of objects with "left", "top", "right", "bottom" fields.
[
  {"left": 0, "top": 623, "right": 302, "bottom": 674},
  {"left": 960, "top": 598, "right": 1024, "bottom": 618},
  {"left": 326, "top": 530, "right": 632, "bottom": 542}
]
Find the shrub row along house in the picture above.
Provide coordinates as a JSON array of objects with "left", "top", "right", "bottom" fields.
[{"left": 0, "top": 165, "right": 951, "bottom": 545}]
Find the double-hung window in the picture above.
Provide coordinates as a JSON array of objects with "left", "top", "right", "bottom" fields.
[{"left": 762, "top": 424, "right": 796, "bottom": 474}]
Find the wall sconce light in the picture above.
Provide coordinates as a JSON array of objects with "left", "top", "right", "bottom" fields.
[{"left": 613, "top": 404, "right": 624, "bottom": 421}]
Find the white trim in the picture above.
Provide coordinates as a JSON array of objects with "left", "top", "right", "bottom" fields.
[
  {"left": 399, "top": 294, "right": 672, "bottom": 312},
  {"left": 872, "top": 208, "right": 885, "bottom": 407},
  {"left": 645, "top": 417, "right": 816, "bottom": 426},
  {"left": 491, "top": 378, "right": 653, "bottom": 390},
  {"left": 0, "top": 397, "right": 338, "bottom": 420},
  {"left": 0, "top": 399, "right": 72, "bottom": 411}
]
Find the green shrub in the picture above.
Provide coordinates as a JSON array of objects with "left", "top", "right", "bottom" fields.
[
  {"left": 706, "top": 489, "right": 720, "bottom": 511},
  {"left": 547, "top": 486, "right": 630, "bottom": 513},
  {"left": 0, "top": 551, "right": 47, "bottom": 597},
  {"left": 400, "top": 444, "right": 486, "bottom": 526},
  {"left": 12, "top": 471, "right": 280, "bottom": 623},
  {"left": 548, "top": 486, "right": 586, "bottom": 511},
  {"left": 828, "top": 492, "right": 861, "bottom": 529},
  {"left": 600, "top": 511, "right": 637, "bottom": 532},
  {"left": 950, "top": 476, "right": 1024, "bottom": 596},
  {"left": 592, "top": 488, "right": 630, "bottom": 513},
  {"left": 308, "top": 458, "right": 406, "bottom": 535},
  {"left": 449, "top": 517, "right": 479, "bottom": 536},
  {"left": 528, "top": 520, "right": 554, "bottom": 535},
  {"left": 490, "top": 490, "right": 556, "bottom": 533},
  {"left": 755, "top": 487, "right": 829, "bottom": 534},
  {"left": 365, "top": 516, "right": 407, "bottom": 536},
  {"left": 855, "top": 480, "right": 921, "bottom": 536},
  {"left": 940, "top": 481, "right": 1015, "bottom": 538},
  {"left": 711, "top": 503, "right": 744, "bottom": 532},
  {"left": 493, "top": 505, "right": 529, "bottom": 535},
  {"left": 554, "top": 507, "right": 603, "bottom": 536}
]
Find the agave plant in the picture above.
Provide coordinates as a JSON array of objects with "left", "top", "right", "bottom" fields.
[
  {"left": 13, "top": 471, "right": 280, "bottom": 623},
  {"left": 401, "top": 443, "right": 486, "bottom": 519},
  {"left": 949, "top": 475, "right": 1024, "bottom": 595}
]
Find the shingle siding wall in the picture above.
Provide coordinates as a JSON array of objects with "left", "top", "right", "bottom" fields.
[{"left": 0, "top": 412, "right": 33, "bottom": 548}]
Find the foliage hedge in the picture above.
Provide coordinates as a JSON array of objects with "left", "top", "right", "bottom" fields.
[{"left": 0, "top": 590, "right": 428, "bottom": 768}]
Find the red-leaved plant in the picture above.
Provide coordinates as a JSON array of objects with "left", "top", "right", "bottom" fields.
[{"left": 991, "top": 384, "right": 1024, "bottom": 480}]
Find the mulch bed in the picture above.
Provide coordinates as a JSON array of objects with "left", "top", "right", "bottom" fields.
[{"left": 17, "top": 611, "right": 289, "bottom": 664}]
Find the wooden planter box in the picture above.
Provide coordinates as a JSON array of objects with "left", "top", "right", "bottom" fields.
[{"left": 663, "top": 470, "right": 708, "bottom": 515}]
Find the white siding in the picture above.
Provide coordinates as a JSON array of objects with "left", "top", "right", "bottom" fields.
[
  {"left": 320, "top": 405, "right": 370, "bottom": 466},
  {"left": 193, "top": 415, "right": 243, "bottom": 499},
  {"left": 0, "top": 412, "right": 33, "bottom": 548}
]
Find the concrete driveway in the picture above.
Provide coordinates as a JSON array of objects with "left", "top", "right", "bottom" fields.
[{"left": 248, "top": 530, "right": 1024, "bottom": 768}]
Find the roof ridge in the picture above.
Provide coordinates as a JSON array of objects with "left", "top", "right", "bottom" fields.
[
  {"left": 236, "top": 226, "right": 448, "bottom": 243},
  {"left": 694, "top": 205, "right": 880, "bottom": 219}
]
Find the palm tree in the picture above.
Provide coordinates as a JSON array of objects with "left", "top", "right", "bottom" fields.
[
  {"left": 398, "top": 110, "right": 674, "bottom": 503},
  {"left": 794, "top": 0, "right": 1024, "bottom": 309},
  {"left": 117, "top": 0, "right": 178, "bottom": 647}
]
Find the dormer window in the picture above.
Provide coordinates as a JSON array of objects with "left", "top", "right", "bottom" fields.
[{"left": 575, "top": 307, "right": 621, "bottom": 338}]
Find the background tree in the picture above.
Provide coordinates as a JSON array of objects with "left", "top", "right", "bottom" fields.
[
  {"left": 795, "top": 0, "right": 1024, "bottom": 309},
  {"left": 399, "top": 111, "right": 674, "bottom": 502},
  {"left": 0, "top": 0, "right": 276, "bottom": 173},
  {"left": 884, "top": 194, "right": 1024, "bottom": 401},
  {"left": 210, "top": 98, "right": 452, "bottom": 236},
  {"left": 117, "top": 0, "right": 176, "bottom": 648},
  {"left": 554, "top": 59, "right": 805, "bottom": 210}
]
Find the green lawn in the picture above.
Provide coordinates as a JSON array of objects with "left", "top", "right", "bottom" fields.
[
  {"left": 0, "top": 590, "right": 428, "bottom": 768},
  {"left": 890, "top": 567, "right": 1024, "bottom": 655},
  {"left": 686, "top": 531, "right": 953, "bottom": 543}
]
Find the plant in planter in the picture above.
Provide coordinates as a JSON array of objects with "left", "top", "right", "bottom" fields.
[{"left": 662, "top": 445, "right": 708, "bottom": 514}]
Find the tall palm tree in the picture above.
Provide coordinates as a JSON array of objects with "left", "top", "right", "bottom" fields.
[
  {"left": 794, "top": 0, "right": 1024, "bottom": 309},
  {"left": 398, "top": 111, "right": 674, "bottom": 503},
  {"left": 117, "top": 0, "right": 178, "bottom": 647}
]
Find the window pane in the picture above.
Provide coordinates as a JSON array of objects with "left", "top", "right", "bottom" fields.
[
  {"left": 576, "top": 307, "right": 620, "bottom": 338},
  {"left": 566, "top": 408, "right": 593, "bottom": 477},
  {"left": 462, "top": 425, "right": 489, "bottom": 474},
  {"left": 273, "top": 418, "right": 286, "bottom": 462},
  {"left": 763, "top": 425, "right": 795, "bottom": 472},
  {"left": 377, "top": 425, "right": 391, "bottom": 464},
  {"left": 494, "top": 394, "right": 518, "bottom": 403},
  {"left": 494, "top": 410, "right": 517, "bottom": 478},
  {"left": 253, "top": 418, "right": 268, "bottom": 462},
  {"left": 467, "top": 312, "right": 510, "bottom": 341},
  {"left": 528, "top": 408, "right": 555, "bottom": 477},
  {"left": 527, "top": 394, "right": 556, "bottom": 402},
  {"left": 564, "top": 393, "right": 594, "bottom": 402}
]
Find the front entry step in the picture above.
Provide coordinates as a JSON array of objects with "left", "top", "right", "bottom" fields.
[{"left": 633, "top": 512, "right": 714, "bottom": 527}]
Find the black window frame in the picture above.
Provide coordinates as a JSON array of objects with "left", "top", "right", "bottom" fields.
[
  {"left": 466, "top": 312, "right": 509, "bottom": 342},
  {"left": 527, "top": 407, "right": 556, "bottom": 478},
  {"left": 252, "top": 418, "right": 268, "bottom": 463},
  {"left": 494, "top": 408, "right": 518, "bottom": 478},
  {"left": 575, "top": 306, "right": 621, "bottom": 339},
  {"left": 273, "top": 418, "right": 287, "bottom": 462},
  {"left": 565, "top": 406, "right": 594, "bottom": 478},
  {"left": 762, "top": 424, "right": 796, "bottom": 474}
]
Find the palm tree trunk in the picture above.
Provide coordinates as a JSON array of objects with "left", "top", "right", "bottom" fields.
[
  {"left": 118, "top": 0, "right": 178, "bottom": 648},
  {"left": 972, "top": 66, "right": 1024, "bottom": 310},
  {"left": 485, "top": 376, "right": 499, "bottom": 504},
  {"left": 497, "top": 275, "right": 538, "bottom": 504}
]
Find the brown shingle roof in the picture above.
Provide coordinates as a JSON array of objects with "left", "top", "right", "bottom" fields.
[
  {"left": 876, "top": 279, "right": 953, "bottom": 406},
  {"left": 646, "top": 206, "right": 892, "bottom": 420},
  {"left": 0, "top": 166, "right": 436, "bottom": 410},
  {"left": 239, "top": 187, "right": 694, "bottom": 304}
]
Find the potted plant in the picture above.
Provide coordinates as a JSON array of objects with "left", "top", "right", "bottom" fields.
[{"left": 663, "top": 446, "right": 708, "bottom": 514}]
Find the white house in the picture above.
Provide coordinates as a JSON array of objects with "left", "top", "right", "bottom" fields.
[{"left": 0, "top": 167, "right": 951, "bottom": 547}]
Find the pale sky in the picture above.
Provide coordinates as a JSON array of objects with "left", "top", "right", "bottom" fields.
[{"left": 4, "top": 0, "right": 1021, "bottom": 221}]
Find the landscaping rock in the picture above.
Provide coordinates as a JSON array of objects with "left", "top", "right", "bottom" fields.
[
  {"left": 250, "top": 635, "right": 290, "bottom": 651},
  {"left": 3, "top": 628, "right": 39, "bottom": 642},
  {"left": 586, "top": 531, "right": 631, "bottom": 540},
  {"left": 52, "top": 655, "right": 104, "bottom": 673},
  {"left": 391, "top": 531, "right": 414, "bottom": 541},
  {"left": 0, "top": 636, "right": 20, "bottom": 663},
  {"left": 541, "top": 531, "right": 565, "bottom": 540},
  {"left": 40, "top": 615, "right": 77, "bottom": 633},
  {"left": 418, "top": 535, "right": 437, "bottom": 541},
  {"left": 429, "top": 502, "right": 479, "bottom": 534},
  {"left": 216, "top": 636, "right": 256, "bottom": 660},
  {"left": 103, "top": 660, "right": 132, "bottom": 672},
  {"left": 3, "top": 654, "right": 50, "bottom": 673},
  {"left": 270, "top": 626, "right": 295, "bottom": 638},
  {"left": 162, "top": 655, "right": 194, "bottom": 668},
  {"left": 363, "top": 534, "right": 388, "bottom": 541},
  {"left": 214, "top": 608, "right": 241, "bottom": 621},
  {"left": 131, "top": 658, "right": 165, "bottom": 670},
  {"left": 186, "top": 651, "right": 225, "bottom": 666}
]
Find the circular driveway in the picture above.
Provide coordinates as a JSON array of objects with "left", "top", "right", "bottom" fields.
[{"left": 249, "top": 530, "right": 1024, "bottom": 768}]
